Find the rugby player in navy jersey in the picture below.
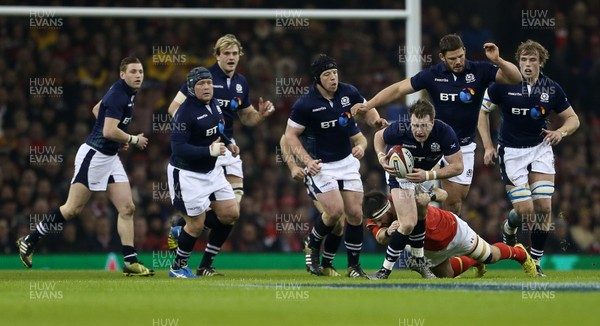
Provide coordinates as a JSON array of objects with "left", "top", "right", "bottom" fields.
[
  {"left": 285, "top": 54, "right": 383, "bottom": 278},
  {"left": 354, "top": 34, "right": 522, "bottom": 216},
  {"left": 478, "top": 40, "right": 580, "bottom": 277},
  {"left": 167, "top": 67, "right": 240, "bottom": 278},
  {"left": 17, "top": 57, "right": 154, "bottom": 276},
  {"left": 166, "top": 34, "right": 274, "bottom": 276},
  {"left": 371, "top": 98, "right": 463, "bottom": 278},
  {"left": 279, "top": 87, "right": 386, "bottom": 277}
]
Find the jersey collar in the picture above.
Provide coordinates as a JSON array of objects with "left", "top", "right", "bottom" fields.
[
  {"left": 118, "top": 79, "right": 137, "bottom": 96},
  {"left": 210, "top": 63, "right": 235, "bottom": 80}
]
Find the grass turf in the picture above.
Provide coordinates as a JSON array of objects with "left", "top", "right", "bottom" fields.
[{"left": 1, "top": 269, "right": 599, "bottom": 326}]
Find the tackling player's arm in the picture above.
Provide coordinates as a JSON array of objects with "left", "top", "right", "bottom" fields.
[
  {"left": 483, "top": 43, "right": 522, "bottom": 85},
  {"left": 237, "top": 97, "right": 275, "bottom": 127},
  {"left": 373, "top": 128, "right": 396, "bottom": 175},
  {"left": 91, "top": 100, "right": 102, "bottom": 119},
  {"left": 167, "top": 91, "right": 187, "bottom": 117},
  {"left": 279, "top": 134, "right": 307, "bottom": 181},
  {"left": 478, "top": 88, "right": 499, "bottom": 166},
  {"left": 542, "top": 107, "right": 580, "bottom": 146},
  {"left": 350, "top": 132, "right": 367, "bottom": 160},
  {"left": 375, "top": 221, "right": 400, "bottom": 246}
]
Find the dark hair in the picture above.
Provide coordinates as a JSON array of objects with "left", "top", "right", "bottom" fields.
[
  {"left": 439, "top": 34, "right": 464, "bottom": 55},
  {"left": 363, "top": 191, "right": 389, "bottom": 218},
  {"left": 408, "top": 98, "right": 436, "bottom": 120},
  {"left": 310, "top": 54, "right": 337, "bottom": 83},
  {"left": 119, "top": 57, "right": 141, "bottom": 72}
]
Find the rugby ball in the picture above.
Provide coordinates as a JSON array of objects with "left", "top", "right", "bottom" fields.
[{"left": 387, "top": 145, "right": 414, "bottom": 178}]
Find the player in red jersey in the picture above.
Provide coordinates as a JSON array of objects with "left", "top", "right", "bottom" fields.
[{"left": 364, "top": 188, "right": 537, "bottom": 279}]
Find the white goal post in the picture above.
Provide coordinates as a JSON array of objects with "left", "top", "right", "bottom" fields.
[{"left": 0, "top": 3, "right": 422, "bottom": 103}]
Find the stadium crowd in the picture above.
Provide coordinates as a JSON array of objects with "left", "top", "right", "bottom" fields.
[{"left": 1, "top": 0, "right": 600, "bottom": 256}]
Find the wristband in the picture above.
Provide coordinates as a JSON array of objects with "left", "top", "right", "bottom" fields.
[
  {"left": 425, "top": 171, "right": 430, "bottom": 181},
  {"left": 432, "top": 170, "right": 437, "bottom": 180},
  {"left": 128, "top": 135, "right": 132, "bottom": 144}
]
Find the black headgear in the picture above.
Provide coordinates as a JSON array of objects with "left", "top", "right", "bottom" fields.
[
  {"left": 186, "top": 67, "right": 212, "bottom": 97},
  {"left": 310, "top": 54, "right": 337, "bottom": 86}
]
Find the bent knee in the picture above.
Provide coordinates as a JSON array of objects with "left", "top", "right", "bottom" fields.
[
  {"left": 62, "top": 205, "right": 84, "bottom": 219},
  {"left": 119, "top": 202, "right": 135, "bottom": 218}
]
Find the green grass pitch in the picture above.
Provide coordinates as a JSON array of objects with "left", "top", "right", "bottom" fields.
[{"left": 1, "top": 269, "right": 599, "bottom": 326}]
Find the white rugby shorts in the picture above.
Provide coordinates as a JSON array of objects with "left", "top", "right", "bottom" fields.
[
  {"left": 499, "top": 142, "right": 555, "bottom": 186},
  {"left": 304, "top": 154, "right": 363, "bottom": 199},
  {"left": 167, "top": 163, "right": 235, "bottom": 217},
  {"left": 216, "top": 138, "right": 243, "bottom": 178},
  {"left": 71, "top": 143, "right": 128, "bottom": 191}
]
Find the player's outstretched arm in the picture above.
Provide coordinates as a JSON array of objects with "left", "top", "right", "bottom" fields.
[
  {"left": 363, "top": 105, "right": 389, "bottom": 129},
  {"left": 237, "top": 97, "right": 275, "bottom": 127},
  {"left": 353, "top": 79, "right": 415, "bottom": 116},
  {"left": 484, "top": 43, "right": 522, "bottom": 85},
  {"left": 167, "top": 91, "right": 186, "bottom": 117}
]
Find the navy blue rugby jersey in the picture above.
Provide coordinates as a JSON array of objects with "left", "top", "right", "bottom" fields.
[
  {"left": 487, "top": 74, "right": 570, "bottom": 148},
  {"left": 411, "top": 60, "right": 498, "bottom": 145},
  {"left": 169, "top": 96, "right": 226, "bottom": 173},
  {"left": 86, "top": 79, "right": 137, "bottom": 155},
  {"left": 288, "top": 83, "right": 363, "bottom": 163},
  {"left": 178, "top": 63, "right": 251, "bottom": 139},
  {"left": 383, "top": 119, "right": 460, "bottom": 171}
]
